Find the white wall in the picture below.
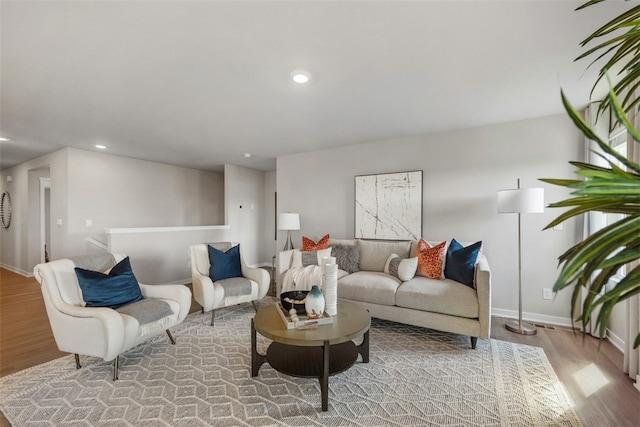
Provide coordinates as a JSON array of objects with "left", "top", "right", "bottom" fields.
[
  {"left": 224, "top": 164, "right": 267, "bottom": 266},
  {"left": 276, "top": 113, "right": 582, "bottom": 325},
  {"left": 106, "top": 165, "right": 270, "bottom": 284},
  {"left": 1, "top": 147, "right": 225, "bottom": 275},
  {"left": 1, "top": 149, "right": 68, "bottom": 275},
  {"left": 66, "top": 148, "right": 223, "bottom": 251}
]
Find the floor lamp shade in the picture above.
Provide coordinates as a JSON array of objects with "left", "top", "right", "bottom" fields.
[
  {"left": 497, "top": 188, "right": 545, "bottom": 214},
  {"left": 278, "top": 213, "right": 300, "bottom": 251},
  {"left": 497, "top": 180, "right": 544, "bottom": 335}
]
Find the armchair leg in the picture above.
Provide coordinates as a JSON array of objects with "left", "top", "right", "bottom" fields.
[
  {"left": 74, "top": 354, "right": 81, "bottom": 369},
  {"left": 470, "top": 336, "right": 478, "bottom": 349},
  {"left": 113, "top": 356, "right": 119, "bottom": 381},
  {"left": 210, "top": 310, "right": 215, "bottom": 326},
  {"left": 252, "top": 300, "right": 259, "bottom": 313},
  {"left": 166, "top": 329, "right": 176, "bottom": 345}
]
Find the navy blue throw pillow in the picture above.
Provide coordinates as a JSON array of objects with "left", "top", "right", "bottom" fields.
[
  {"left": 208, "top": 244, "right": 242, "bottom": 281},
  {"left": 75, "top": 256, "right": 143, "bottom": 309},
  {"left": 444, "top": 239, "right": 482, "bottom": 288}
]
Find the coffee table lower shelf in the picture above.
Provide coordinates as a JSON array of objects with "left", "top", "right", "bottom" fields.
[{"left": 267, "top": 341, "right": 358, "bottom": 378}]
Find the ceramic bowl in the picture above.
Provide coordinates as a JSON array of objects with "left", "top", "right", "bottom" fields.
[{"left": 280, "top": 290, "right": 308, "bottom": 315}]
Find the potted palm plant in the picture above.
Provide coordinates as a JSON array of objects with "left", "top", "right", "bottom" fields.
[{"left": 541, "top": 1, "right": 640, "bottom": 347}]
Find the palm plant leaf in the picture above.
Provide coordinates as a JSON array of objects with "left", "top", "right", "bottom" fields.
[
  {"left": 544, "top": 77, "right": 640, "bottom": 347},
  {"left": 574, "top": 3, "right": 640, "bottom": 115}
]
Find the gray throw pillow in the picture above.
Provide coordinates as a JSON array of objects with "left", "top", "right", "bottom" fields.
[{"left": 330, "top": 244, "right": 360, "bottom": 274}]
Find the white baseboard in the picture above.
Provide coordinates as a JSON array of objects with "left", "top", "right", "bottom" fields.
[
  {"left": 0, "top": 262, "right": 33, "bottom": 277},
  {"left": 606, "top": 328, "right": 625, "bottom": 353},
  {"left": 491, "top": 308, "right": 573, "bottom": 328}
]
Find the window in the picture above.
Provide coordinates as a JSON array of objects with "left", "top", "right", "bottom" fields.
[{"left": 605, "top": 127, "right": 628, "bottom": 281}]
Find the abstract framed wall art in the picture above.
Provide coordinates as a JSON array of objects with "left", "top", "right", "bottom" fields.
[{"left": 354, "top": 170, "right": 422, "bottom": 240}]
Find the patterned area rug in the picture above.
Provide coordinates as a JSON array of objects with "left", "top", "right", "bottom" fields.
[{"left": 0, "top": 302, "right": 581, "bottom": 426}]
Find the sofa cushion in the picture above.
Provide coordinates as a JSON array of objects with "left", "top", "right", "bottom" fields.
[
  {"left": 330, "top": 238, "right": 357, "bottom": 247},
  {"left": 358, "top": 240, "right": 412, "bottom": 272},
  {"left": 444, "top": 239, "right": 482, "bottom": 288},
  {"left": 338, "top": 271, "right": 400, "bottom": 306},
  {"left": 302, "top": 234, "right": 330, "bottom": 251},
  {"left": 330, "top": 244, "right": 360, "bottom": 273},
  {"left": 396, "top": 276, "right": 479, "bottom": 318}
]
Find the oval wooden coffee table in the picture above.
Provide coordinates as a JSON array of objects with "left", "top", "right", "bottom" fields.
[{"left": 251, "top": 299, "right": 370, "bottom": 411}]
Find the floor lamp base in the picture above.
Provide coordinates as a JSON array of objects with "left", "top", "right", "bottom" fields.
[{"left": 505, "top": 320, "right": 537, "bottom": 335}]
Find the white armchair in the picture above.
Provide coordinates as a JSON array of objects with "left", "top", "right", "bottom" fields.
[
  {"left": 33, "top": 252, "right": 192, "bottom": 380},
  {"left": 189, "top": 242, "right": 270, "bottom": 325}
]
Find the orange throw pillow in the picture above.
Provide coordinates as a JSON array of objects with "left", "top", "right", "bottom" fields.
[
  {"left": 302, "top": 234, "right": 330, "bottom": 251},
  {"left": 415, "top": 238, "right": 446, "bottom": 279}
]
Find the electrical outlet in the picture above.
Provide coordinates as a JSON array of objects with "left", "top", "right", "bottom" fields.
[{"left": 542, "top": 288, "right": 553, "bottom": 300}]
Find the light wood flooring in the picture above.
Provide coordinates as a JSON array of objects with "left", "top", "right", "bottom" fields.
[{"left": 1, "top": 267, "right": 638, "bottom": 426}]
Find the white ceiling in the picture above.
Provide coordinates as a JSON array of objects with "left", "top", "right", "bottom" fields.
[{"left": 0, "top": 1, "right": 629, "bottom": 172}]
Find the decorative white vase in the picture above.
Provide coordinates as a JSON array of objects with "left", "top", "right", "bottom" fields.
[
  {"left": 322, "top": 259, "right": 338, "bottom": 316},
  {"left": 305, "top": 285, "right": 325, "bottom": 319}
]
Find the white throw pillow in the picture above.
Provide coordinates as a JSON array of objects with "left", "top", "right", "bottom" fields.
[{"left": 383, "top": 254, "right": 418, "bottom": 281}]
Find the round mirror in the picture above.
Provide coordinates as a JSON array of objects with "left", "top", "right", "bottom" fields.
[{"left": 1, "top": 191, "right": 12, "bottom": 228}]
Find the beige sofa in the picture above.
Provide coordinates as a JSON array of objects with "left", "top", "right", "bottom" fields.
[{"left": 278, "top": 238, "right": 491, "bottom": 348}]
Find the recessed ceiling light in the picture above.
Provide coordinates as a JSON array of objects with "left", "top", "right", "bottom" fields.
[
  {"left": 94, "top": 144, "right": 106, "bottom": 149},
  {"left": 243, "top": 153, "right": 252, "bottom": 158},
  {"left": 0, "top": 137, "right": 9, "bottom": 142},
  {"left": 291, "top": 70, "right": 312, "bottom": 84}
]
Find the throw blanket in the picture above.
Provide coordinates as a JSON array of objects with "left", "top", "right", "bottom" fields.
[
  {"left": 69, "top": 253, "right": 117, "bottom": 273},
  {"left": 218, "top": 277, "right": 252, "bottom": 297},
  {"left": 281, "top": 265, "right": 323, "bottom": 294},
  {"left": 116, "top": 299, "right": 174, "bottom": 336}
]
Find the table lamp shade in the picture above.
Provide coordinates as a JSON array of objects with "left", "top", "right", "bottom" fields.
[
  {"left": 497, "top": 188, "right": 544, "bottom": 214},
  {"left": 278, "top": 213, "right": 300, "bottom": 231}
]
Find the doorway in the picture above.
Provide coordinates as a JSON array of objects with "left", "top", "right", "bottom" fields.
[{"left": 39, "top": 177, "right": 51, "bottom": 263}]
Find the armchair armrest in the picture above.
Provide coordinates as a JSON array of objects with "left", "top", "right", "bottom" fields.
[
  {"left": 139, "top": 283, "right": 192, "bottom": 323},
  {"left": 39, "top": 283, "right": 125, "bottom": 361},
  {"left": 241, "top": 263, "right": 270, "bottom": 299},
  {"left": 190, "top": 269, "right": 217, "bottom": 312},
  {"left": 474, "top": 254, "right": 492, "bottom": 339}
]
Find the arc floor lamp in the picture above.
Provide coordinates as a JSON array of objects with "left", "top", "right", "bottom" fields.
[{"left": 498, "top": 179, "right": 544, "bottom": 335}]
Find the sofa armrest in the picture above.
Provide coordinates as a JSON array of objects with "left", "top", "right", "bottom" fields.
[
  {"left": 276, "top": 250, "right": 296, "bottom": 296},
  {"left": 474, "top": 254, "right": 492, "bottom": 339},
  {"left": 278, "top": 250, "right": 294, "bottom": 274}
]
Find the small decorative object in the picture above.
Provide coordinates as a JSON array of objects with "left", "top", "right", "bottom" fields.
[
  {"left": 305, "top": 285, "right": 325, "bottom": 319},
  {"left": 276, "top": 302, "right": 333, "bottom": 329},
  {"left": 322, "top": 257, "right": 338, "bottom": 316}
]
